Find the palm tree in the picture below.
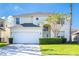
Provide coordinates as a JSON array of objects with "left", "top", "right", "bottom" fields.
[{"left": 46, "top": 13, "right": 65, "bottom": 37}]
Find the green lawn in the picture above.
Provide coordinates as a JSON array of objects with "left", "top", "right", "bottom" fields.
[
  {"left": 40, "top": 44, "right": 79, "bottom": 55},
  {"left": 0, "top": 43, "right": 8, "bottom": 47}
]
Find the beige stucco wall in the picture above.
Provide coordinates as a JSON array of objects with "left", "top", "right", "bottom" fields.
[
  {"left": 13, "top": 14, "right": 48, "bottom": 25},
  {"left": 4, "top": 27, "right": 10, "bottom": 43}
]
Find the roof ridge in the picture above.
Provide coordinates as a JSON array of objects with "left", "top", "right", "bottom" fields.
[{"left": 13, "top": 12, "right": 53, "bottom": 17}]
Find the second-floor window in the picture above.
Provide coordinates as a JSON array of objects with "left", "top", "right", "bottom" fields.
[
  {"left": 16, "top": 18, "right": 20, "bottom": 24},
  {"left": 61, "top": 18, "right": 65, "bottom": 25}
]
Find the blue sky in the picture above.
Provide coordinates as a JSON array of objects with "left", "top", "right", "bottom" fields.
[{"left": 0, "top": 3, "right": 79, "bottom": 29}]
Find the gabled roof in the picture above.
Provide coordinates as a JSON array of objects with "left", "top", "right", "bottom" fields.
[
  {"left": 71, "top": 29, "right": 79, "bottom": 34},
  {"left": 72, "top": 28, "right": 79, "bottom": 35},
  {"left": 13, "top": 12, "right": 53, "bottom": 17},
  {"left": 0, "top": 27, "right": 5, "bottom": 31},
  {"left": 0, "top": 18, "right": 5, "bottom": 21},
  {"left": 21, "top": 23, "right": 39, "bottom": 27}
]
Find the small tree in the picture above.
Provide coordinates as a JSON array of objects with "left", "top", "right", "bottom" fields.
[{"left": 46, "top": 13, "right": 66, "bottom": 38}]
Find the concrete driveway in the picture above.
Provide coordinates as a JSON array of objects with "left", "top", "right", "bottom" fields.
[{"left": 0, "top": 44, "right": 41, "bottom": 56}]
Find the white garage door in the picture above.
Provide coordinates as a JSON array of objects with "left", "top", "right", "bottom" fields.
[{"left": 12, "top": 30, "right": 41, "bottom": 44}]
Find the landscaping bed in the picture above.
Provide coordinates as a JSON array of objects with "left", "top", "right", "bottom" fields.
[
  {"left": 40, "top": 44, "right": 79, "bottom": 55},
  {"left": 0, "top": 42, "right": 8, "bottom": 47}
]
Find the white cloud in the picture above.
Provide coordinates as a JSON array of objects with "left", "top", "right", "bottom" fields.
[
  {"left": 7, "top": 16, "right": 14, "bottom": 26},
  {"left": 13, "top": 6, "right": 23, "bottom": 11},
  {"left": 1, "top": 16, "right": 6, "bottom": 19}
]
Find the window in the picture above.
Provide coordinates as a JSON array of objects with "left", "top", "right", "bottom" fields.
[
  {"left": 36, "top": 18, "right": 39, "bottom": 20},
  {"left": 47, "top": 34, "right": 48, "bottom": 38},
  {"left": 57, "top": 36, "right": 64, "bottom": 38},
  {"left": 61, "top": 18, "right": 65, "bottom": 25},
  {"left": 61, "top": 36, "right": 64, "bottom": 38},
  {"left": 57, "top": 31, "right": 65, "bottom": 38},
  {"left": 60, "top": 31, "right": 64, "bottom": 36},
  {"left": 16, "top": 18, "right": 20, "bottom": 24},
  {"left": 74, "top": 36, "right": 77, "bottom": 41}
]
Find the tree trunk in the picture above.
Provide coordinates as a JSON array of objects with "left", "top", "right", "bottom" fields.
[{"left": 69, "top": 3, "right": 72, "bottom": 42}]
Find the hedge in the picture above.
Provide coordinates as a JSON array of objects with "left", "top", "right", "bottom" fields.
[
  {"left": 39, "top": 38, "right": 67, "bottom": 44},
  {"left": 70, "top": 41, "right": 78, "bottom": 44}
]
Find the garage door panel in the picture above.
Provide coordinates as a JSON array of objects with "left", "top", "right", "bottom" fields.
[{"left": 12, "top": 30, "right": 41, "bottom": 44}]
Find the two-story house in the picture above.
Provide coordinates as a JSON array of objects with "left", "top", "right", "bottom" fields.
[
  {"left": 11, "top": 12, "right": 70, "bottom": 44},
  {"left": 0, "top": 18, "right": 10, "bottom": 43}
]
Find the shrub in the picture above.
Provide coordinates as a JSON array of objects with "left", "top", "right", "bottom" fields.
[
  {"left": 0, "top": 42, "right": 8, "bottom": 47},
  {"left": 39, "top": 38, "right": 67, "bottom": 44},
  {"left": 62, "top": 38, "right": 67, "bottom": 43},
  {"left": 70, "top": 41, "right": 78, "bottom": 44}
]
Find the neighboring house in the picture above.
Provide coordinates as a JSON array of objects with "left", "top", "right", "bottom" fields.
[
  {"left": 0, "top": 18, "right": 10, "bottom": 43},
  {"left": 72, "top": 29, "right": 79, "bottom": 42},
  {"left": 11, "top": 12, "right": 70, "bottom": 44}
]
